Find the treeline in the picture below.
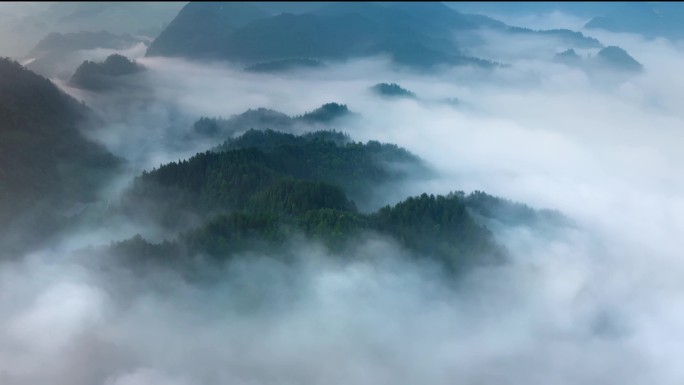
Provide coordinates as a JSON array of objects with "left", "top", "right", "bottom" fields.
[
  {"left": 70, "top": 54, "right": 144, "bottom": 90},
  {"left": 0, "top": 58, "right": 120, "bottom": 253},
  {"left": 112, "top": 190, "right": 506, "bottom": 273},
  {"left": 109, "top": 129, "right": 548, "bottom": 273},
  {"left": 191, "top": 103, "right": 352, "bottom": 140},
  {"left": 123, "top": 128, "right": 428, "bottom": 228}
]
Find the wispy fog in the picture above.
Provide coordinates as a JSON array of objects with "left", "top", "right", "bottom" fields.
[{"left": 2, "top": 5, "right": 684, "bottom": 385}]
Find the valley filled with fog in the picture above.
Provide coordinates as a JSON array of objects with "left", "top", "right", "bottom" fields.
[{"left": 1, "top": 2, "right": 684, "bottom": 385}]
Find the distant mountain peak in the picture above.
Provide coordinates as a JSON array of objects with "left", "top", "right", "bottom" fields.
[
  {"left": 299, "top": 103, "right": 352, "bottom": 123},
  {"left": 371, "top": 83, "right": 417, "bottom": 99},
  {"left": 70, "top": 54, "right": 144, "bottom": 90},
  {"left": 554, "top": 48, "right": 582, "bottom": 65},
  {"left": 595, "top": 45, "right": 644, "bottom": 72},
  {"left": 144, "top": 1, "right": 508, "bottom": 69}
]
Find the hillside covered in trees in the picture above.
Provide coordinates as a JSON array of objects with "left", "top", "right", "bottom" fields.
[
  {"left": 145, "top": 2, "right": 601, "bottom": 69},
  {"left": 190, "top": 102, "right": 355, "bottom": 140},
  {"left": 70, "top": 54, "right": 144, "bottom": 90},
  {"left": 0, "top": 59, "right": 568, "bottom": 276},
  {"left": 123, "top": 128, "right": 430, "bottom": 227},
  {"left": 0, "top": 58, "right": 120, "bottom": 252},
  {"left": 108, "top": 127, "right": 566, "bottom": 275}
]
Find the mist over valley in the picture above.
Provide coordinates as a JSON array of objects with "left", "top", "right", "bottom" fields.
[{"left": 1, "top": 2, "right": 683, "bottom": 384}]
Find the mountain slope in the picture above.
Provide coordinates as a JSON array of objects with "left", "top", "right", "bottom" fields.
[
  {"left": 146, "top": 2, "right": 501, "bottom": 68},
  {"left": 585, "top": 3, "right": 684, "bottom": 40},
  {"left": 70, "top": 54, "right": 145, "bottom": 90},
  {"left": 0, "top": 58, "right": 120, "bottom": 251},
  {"left": 190, "top": 102, "right": 354, "bottom": 141},
  {"left": 113, "top": 128, "right": 523, "bottom": 273},
  {"left": 146, "top": 2, "right": 603, "bottom": 69},
  {"left": 124, "top": 128, "right": 428, "bottom": 231},
  {"left": 146, "top": 2, "right": 270, "bottom": 58},
  {"left": 594, "top": 46, "right": 643, "bottom": 72},
  {"left": 24, "top": 31, "right": 144, "bottom": 78}
]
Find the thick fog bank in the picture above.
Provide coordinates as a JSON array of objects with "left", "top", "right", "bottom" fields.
[{"left": 2, "top": 10, "right": 684, "bottom": 384}]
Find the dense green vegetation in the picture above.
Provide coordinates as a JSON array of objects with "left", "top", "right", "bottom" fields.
[
  {"left": 297, "top": 103, "right": 352, "bottom": 123},
  {"left": 124, "top": 128, "right": 426, "bottom": 228},
  {"left": 371, "top": 83, "right": 417, "bottom": 99},
  {"left": 191, "top": 103, "right": 352, "bottom": 140},
  {"left": 0, "top": 59, "right": 567, "bottom": 276},
  {"left": 70, "top": 54, "right": 145, "bottom": 90},
  {"left": 113, "top": 127, "right": 574, "bottom": 273},
  {"left": 112, "top": 186, "right": 514, "bottom": 274}
]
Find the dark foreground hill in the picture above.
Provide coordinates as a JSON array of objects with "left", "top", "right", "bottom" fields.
[{"left": 0, "top": 58, "right": 120, "bottom": 252}]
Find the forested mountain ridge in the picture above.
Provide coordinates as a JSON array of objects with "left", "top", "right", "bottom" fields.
[
  {"left": 23, "top": 31, "right": 144, "bottom": 78},
  {"left": 191, "top": 102, "right": 354, "bottom": 140},
  {"left": 70, "top": 54, "right": 145, "bottom": 90},
  {"left": 584, "top": 2, "right": 684, "bottom": 40},
  {"left": 109, "top": 127, "right": 567, "bottom": 275},
  {"left": 122, "top": 128, "right": 429, "bottom": 231},
  {"left": 0, "top": 58, "right": 120, "bottom": 252},
  {"left": 146, "top": 2, "right": 601, "bottom": 69}
]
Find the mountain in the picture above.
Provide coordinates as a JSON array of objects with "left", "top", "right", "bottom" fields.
[
  {"left": 507, "top": 27, "right": 601, "bottom": 49},
  {"left": 0, "top": 3, "right": 184, "bottom": 58},
  {"left": 594, "top": 46, "right": 643, "bottom": 72},
  {"left": 297, "top": 103, "right": 353, "bottom": 123},
  {"left": 147, "top": 2, "right": 604, "bottom": 69},
  {"left": 191, "top": 103, "right": 354, "bottom": 141},
  {"left": 146, "top": 2, "right": 271, "bottom": 58},
  {"left": 26, "top": 31, "right": 140, "bottom": 59},
  {"left": 584, "top": 3, "right": 684, "bottom": 40},
  {"left": 70, "top": 54, "right": 145, "bottom": 90},
  {"left": 111, "top": 189, "right": 507, "bottom": 274},
  {"left": 146, "top": 2, "right": 502, "bottom": 68},
  {"left": 554, "top": 48, "right": 582, "bottom": 66},
  {"left": 30, "top": 2, "right": 185, "bottom": 36},
  {"left": 111, "top": 127, "right": 534, "bottom": 273},
  {"left": 123, "top": 128, "right": 428, "bottom": 232},
  {"left": 109, "top": 125, "right": 567, "bottom": 274},
  {"left": 23, "top": 31, "right": 144, "bottom": 78},
  {"left": 371, "top": 83, "right": 417, "bottom": 99},
  {"left": 255, "top": 2, "right": 330, "bottom": 15},
  {"left": 552, "top": 46, "right": 643, "bottom": 74},
  {"left": 0, "top": 58, "right": 120, "bottom": 252}
]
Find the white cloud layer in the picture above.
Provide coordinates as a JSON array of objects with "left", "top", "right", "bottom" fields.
[{"left": 2, "top": 11, "right": 684, "bottom": 385}]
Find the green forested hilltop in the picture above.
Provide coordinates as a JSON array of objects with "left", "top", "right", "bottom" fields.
[
  {"left": 123, "top": 128, "right": 428, "bottom": 227},
  {"left": 112, "top": 190, "right": 507, "bottom": 274},
  {"left": 110, "top": 128, "right": 569, "bottom": 273},
  {"left": 191, "top": 102, "right": 353, "bottom": 140},
  {"left": 70, "top": 54, "right": 144, "bottom": 90}
]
